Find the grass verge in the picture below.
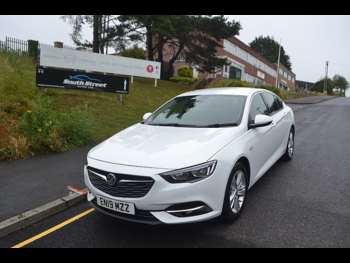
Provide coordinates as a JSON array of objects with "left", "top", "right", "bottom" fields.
[{"left": 0, "top": 52, "right": 192, "bottom": 160}]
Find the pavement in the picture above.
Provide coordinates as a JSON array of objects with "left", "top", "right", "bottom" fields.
[
  {"left": 285, "top": 95, "right": 336, "bottom": 104},
  {"left": 0, "top": 145, "right": 92, "bottom": 221},
  {"left": 1, "top": 96, "right": 350, "bottom": 247}
]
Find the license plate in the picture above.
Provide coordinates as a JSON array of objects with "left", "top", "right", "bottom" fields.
[{"left": 96, "top": 195, "right": 135, "bottom": 215}]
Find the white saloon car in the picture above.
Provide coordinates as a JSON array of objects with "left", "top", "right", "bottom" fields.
[{"left": 84, "top": 88, "right": 295, "bottom": 224}]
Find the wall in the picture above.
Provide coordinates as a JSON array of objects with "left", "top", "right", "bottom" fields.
[
  {"left": 216, "top": 38, "right": 277, "bottom": 86},
  {"left": 277, "top": 64, "right": 296, "bottom": 90},
  {"left": 345, "top": 88, "right": 350, "bottom": 97}
]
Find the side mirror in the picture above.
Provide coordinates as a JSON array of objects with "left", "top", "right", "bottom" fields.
[
  {"left": 249, "top": 114, "right": 273, "bottom": 129},
  {"left": 142, "top": 112, "right": 152, "bottom": 121}
]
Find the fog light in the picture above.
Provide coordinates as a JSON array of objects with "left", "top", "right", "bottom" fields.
[{"left": 166, "top": 201, "right": 212, "bottom": 217}]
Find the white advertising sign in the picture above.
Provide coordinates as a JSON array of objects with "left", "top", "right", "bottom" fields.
[{"left": 39, "top": 44, "right": 161, "bottom": 79}]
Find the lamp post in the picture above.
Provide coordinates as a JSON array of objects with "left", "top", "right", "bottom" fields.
[
  {"left": 324, "top": 61, "right": 329, "bottom": 94},
  {"left": 275, "top": 39, "right": 282, "bottom": 88}
]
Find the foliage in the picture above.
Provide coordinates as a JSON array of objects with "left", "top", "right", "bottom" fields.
[
  {"left": 333, "top": 74, "right": 348, "bottom": 91},
  {"left": 117, "top": 15, "right": 241, "bottom": 79},
  {"left": 255, "top": 85, "right": 287, "bottom": 99},
  {"left": 209, "top": 79, "right": 251, "bottom": 88},
  {"left": 117, "top": 15, "right": 173, "bottom": 60},
  {"left": 180, "top": 15, "right": 241, "bottom": 74},
  {"left": 177, "top": 66, "right": 193, "bottom": 78},
  {"left": 208, "top": 79, "right": 288, "bottom": 99},
  {"left": 63, "top": 15, "right": 241, "bottom": 79},
  {"left": 62, "top": 15, "right": 140, "bottom": 53},
  {"left": 20, "top": 98, "right": 94, "bottom": 153},
  {"left": 169, "top": 76, "right": 197, "bottom": 85},
  {"left": 0, "top": 52, "right": 193, "bottom": 160},
  {"left": 119, "top": 45, "right": 145, "bottom": 59},
  {"left": 311, "top": 78, "right": 334, "bottom": 94},
  {"left": 0, "top": 52, "right": 38, "bottom": 103},
  {"left": 250, "top": 36, "right": 292, "bottom": 71}
]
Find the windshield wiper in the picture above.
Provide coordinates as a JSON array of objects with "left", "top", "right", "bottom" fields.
[{"left": 204, "top": 123, "right": 239, "bottom": 128}]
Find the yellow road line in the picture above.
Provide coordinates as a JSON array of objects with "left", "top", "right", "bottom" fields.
[{"left": 12, "top": 208, "right": 95, "bottom": 248}]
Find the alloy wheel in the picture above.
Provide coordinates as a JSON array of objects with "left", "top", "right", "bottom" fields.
[
  {"left": 229, "top": 170, "right": 247, "bottom": 214},
  {"left": 288, "top": 132, "right": 294, "bottom": 158}
]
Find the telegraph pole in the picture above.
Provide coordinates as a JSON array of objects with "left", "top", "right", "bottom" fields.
[
  {"left": 275, "top": 39, "right": 282, "bottom": 88},
  {"left": 324, "top": 61, "right": 329, "bottom": 94}
]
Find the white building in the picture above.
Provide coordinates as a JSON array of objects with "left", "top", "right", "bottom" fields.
[{"left": 345, "top": 88, "right": 350, "bottom": 97}]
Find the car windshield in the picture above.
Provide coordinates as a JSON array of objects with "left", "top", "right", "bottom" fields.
[{"left": 143, "top": 95, "right": 247, "bottom": 127}]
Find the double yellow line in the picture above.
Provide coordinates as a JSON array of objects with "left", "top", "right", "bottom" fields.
[{"left": 12, "top": 208, "right": 95, "bottom": 248}]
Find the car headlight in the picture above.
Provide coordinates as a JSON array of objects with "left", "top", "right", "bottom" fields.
[{"left": 159, "top": 160, "right": 217, "bottom": 183}]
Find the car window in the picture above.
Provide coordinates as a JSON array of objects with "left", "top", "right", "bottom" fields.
[
  {"left": 275, "top": 96, "right": 284, "bottom": 110},
  {"left": 144, "top": 95, "right": 247, "bottom": 127},
  {"left": 249, "top": 93, "right": 269, "bottom": 123},
  {"left": 261, "top": 93, "right": 283, "bottom": 115}
]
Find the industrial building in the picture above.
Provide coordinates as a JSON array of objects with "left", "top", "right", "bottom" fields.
[{"left": 171, "top": 37, "right": 296, "bottom": 90}]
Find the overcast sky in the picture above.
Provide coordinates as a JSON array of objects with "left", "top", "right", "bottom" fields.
[{"left": 0, "top": 15, "right": 349, "bottom": 82}]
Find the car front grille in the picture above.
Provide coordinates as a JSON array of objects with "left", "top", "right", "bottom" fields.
[{"left": 87, "top": 166, "right": 155, "bottom": 198}]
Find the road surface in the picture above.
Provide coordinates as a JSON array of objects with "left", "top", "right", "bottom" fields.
[{"left": 2, "top": 97, "right": 350, "bottom": 248}]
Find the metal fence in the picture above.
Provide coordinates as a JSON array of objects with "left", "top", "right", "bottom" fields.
[{"left": 0, "top": 36, "right": 28, "bottom": 55}]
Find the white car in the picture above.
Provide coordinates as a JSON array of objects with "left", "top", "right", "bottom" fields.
[{"left": 84, "top": 88, "right": 295, "bottom": 224}]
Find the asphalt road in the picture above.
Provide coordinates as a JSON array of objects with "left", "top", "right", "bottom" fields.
[
  {"left": 2, "top": 97, "right": 350, "bottom": 248},
  {"left": 0, "top": 145, "right": 90, "bottom": 220}
]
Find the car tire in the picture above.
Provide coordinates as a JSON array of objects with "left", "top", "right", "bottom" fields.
[
  {"left": 220, "top": 162, "right": 249, "bottom": 223},
  {"left": 282, "top": 128, "right": 295, "bottom": 161}
]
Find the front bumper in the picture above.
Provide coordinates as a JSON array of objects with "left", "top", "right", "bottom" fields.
[{"left": 84, "top": 158, "right": 228, "bottom": 224}]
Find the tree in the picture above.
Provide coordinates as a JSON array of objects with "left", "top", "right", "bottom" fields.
[
  {"left": 171, "top": 15, "right": 241, "bottom": 78},
  {"left": 333, "top": 74, "right": 348, "bottom": 93},
  {"left": 62, "top": 15, "right": 143, "bottom": 54},
  {"left": 63, "top": 15, "right": 241, "bottom": 80},
  {"left": 249, "top": 36, "right": 292, "bottom": 71},
  {"left": 311, "top": 78, "right": 334, "bottom": 95},
  {"left": 117, "top": 15, "right": 172, "bottom": 61},
  {"left": 118, "top": 15, "right": 241, "bottom": 79},
  {"left": 119, "top": 45, "right": 145, "bottom": 59}
]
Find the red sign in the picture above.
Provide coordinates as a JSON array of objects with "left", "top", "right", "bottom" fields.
[{"left": 146, "top": 65, "right": 154, "bottom": 73}]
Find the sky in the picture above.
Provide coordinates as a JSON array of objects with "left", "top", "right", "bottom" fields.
[{"left": 0, "top": 15, "right": 349, "bottom": 83}]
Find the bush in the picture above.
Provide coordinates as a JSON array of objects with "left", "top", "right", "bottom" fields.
[
  {"left": 208, "top": 78, "right": 291, "bottom": 99},
  {"left": 119, "top": 45, "right": 145, "bottom": 60},
  {"left": 255, "top": 85, "right": 287, "bottom": 99},
  {"left": 20, "top": 98, "right": 94, "bottom": 153},
  {"left": 209, "top": 79, "right": 251, "bottom": 88},
  {"left": 177, "top": 66, "right": 193, "bottom": 78},
  {"left": 169, "top": 76, "right": 197, "bottom": 85},
  {"left": 0, "top": 135, "right": 29, "bottom": 160}
]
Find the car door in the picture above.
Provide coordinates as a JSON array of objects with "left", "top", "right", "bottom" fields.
[
  {"left": 246, "top": 92, "right": 276, "bottom": 181},
  {"left": 261, "top": 92, "right": 288, "bottom": 157}
]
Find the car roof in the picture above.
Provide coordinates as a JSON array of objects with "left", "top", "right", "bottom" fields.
[{"left": 177, "top": 87, "right": 266, "bottom": 97}]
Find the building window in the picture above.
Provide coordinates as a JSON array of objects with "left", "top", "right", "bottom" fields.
[
  {"left": 229, "top": 66, "right": 242, "bottom": 80},
  {"left": 257, "top": 70, "right": 265, "bottom": 80},
  {"left": 279, "top": 82, "right": 288, "bottom": 90},
  {"left": 176, "top": 52, "right": 186, "bottom": 62}
]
